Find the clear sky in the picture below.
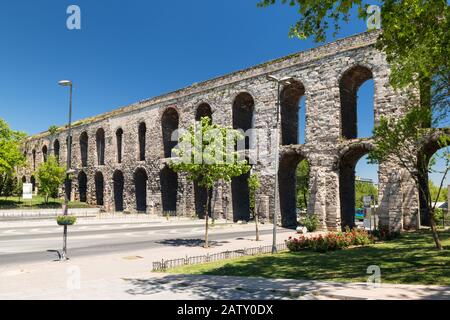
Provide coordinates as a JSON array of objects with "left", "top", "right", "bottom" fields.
[{"left": 0, "top": 1, "right": 447, "bottom": 186}]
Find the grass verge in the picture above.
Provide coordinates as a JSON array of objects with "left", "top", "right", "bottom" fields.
[{"left": 168, "top": 230, "right": 450, "bottom": 286}]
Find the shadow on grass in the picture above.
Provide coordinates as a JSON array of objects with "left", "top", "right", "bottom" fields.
[{"left": 170, "top": 230, "right": 450, "bottom": 286}]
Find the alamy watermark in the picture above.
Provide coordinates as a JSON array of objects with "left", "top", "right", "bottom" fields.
[
  {"left": 367, "top": 265, "right": 382, "bottom": 288},
  {"left": 367, "top": 5, "right": 381, "bottom": 30},
  {"left": 66, "top": 5, "right": 81, "bottom": 30}
]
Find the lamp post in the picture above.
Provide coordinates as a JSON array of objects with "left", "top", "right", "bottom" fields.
[
  {"left": 59, "top": 80, "right": 73, "bottom": 261},
  {"left": 266, "top": 75, "right": 294, "bottom": 254}
]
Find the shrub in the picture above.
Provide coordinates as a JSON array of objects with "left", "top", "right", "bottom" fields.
[
  {"left": 299, "top": 215, "right": 319, "bottom": 232},
  {"left": 286, "top": 228, "right": 374, "bottom": 253},
  {"left": 56, "top": 215, "right": 77, "bottom": 226},
  {"left": 370, "top": 226, "right": 401, "bottom": 241}
]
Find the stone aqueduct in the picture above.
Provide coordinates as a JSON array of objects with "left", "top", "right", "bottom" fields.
[{"left": 20, "top": 32, "right": 426, "bottom": 232}]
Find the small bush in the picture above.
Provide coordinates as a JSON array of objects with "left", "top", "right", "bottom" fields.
[
  {"left": 56, "top": 215, "right": 77, "bottom": 226},
  {"left": 370, "top": 226, "right": 401, "bottom": 241},
  {"left": 299, "top": 215, "right": 319, "bottom": 232},
  {"left": 286, "top": 228, "right": 374, "bottom": 253}
]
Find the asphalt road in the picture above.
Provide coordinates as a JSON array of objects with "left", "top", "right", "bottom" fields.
[{"left": 0, "top": 220, "right": 289, "bottom": 266}]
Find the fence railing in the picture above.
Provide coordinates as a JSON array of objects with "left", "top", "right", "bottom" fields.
[{"left": 152, "top": 242, "right": 287, "bottom": 272}]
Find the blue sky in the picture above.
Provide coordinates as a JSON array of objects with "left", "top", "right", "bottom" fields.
[{"left": 0, "top": 1, "right": 447, "bottom": 186}]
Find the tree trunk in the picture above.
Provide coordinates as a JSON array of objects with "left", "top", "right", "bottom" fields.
[
  {"left": 429, "top": 208, "right": 443, "bottom": 250},
  {"left": 204, "top": 189, "right": 211, "bottom": 248}
]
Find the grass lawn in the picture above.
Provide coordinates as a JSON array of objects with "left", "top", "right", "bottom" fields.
[
  {"left": 168, "top": 230, "right": 450, "bottom": 286},
  {"left": 0, "top": 196, "right": 93, "bottom": 209}
]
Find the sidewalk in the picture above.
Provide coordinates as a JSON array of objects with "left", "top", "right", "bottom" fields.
[
  {"left": 2, "top": 221, "right": 448, "bottom": 300},
  {"left": 0, "top": 225, "right": 293, "bottom": 299}
]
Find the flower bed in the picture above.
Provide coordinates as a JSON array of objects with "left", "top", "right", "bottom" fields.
[{"left": 286, "top": 228, "right": 374, "bottom": 252}]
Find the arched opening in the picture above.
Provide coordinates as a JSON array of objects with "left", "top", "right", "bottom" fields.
[
  {"left": 194, "top": 182, "right": 212, "bottom": 218},
  {"left": 30, "top": 176, "right": 36, "bottom": 193},
  {"left": 94, "top": 172, "right": 104, "bottom": 206},
  {"left": 138, "top": 122, "right": 146, "bottom": 161},
  {"left": 42, "top": 145, "right": 47, "bottom": 162},
  {"left": 278, "top": 152, "right": 309, "bottom": 228},
  {"left": 231, "top": 157, "right": 251, "bottom": 222},
  {"left": 32, "top": 149, "right": 36, "bottom": 171},
  {"left": 340, "top": 66, "right": 374, "bottom": 139},
  {"left": 339, "top": 144, "right": 378, "bottom": 230},
  {"left": 116, "top": 128, "right": 123, "bottom": 164},
  {"left": 195, "top": 103, "right": 213, "bottom": 122},
  {"left": 160, "top": 166, "right": 178, "bottom": 213},
  {"left": 162, "top": 108, "right": 179, "bottom": 158},
  {"left": 65, "top": 179, "right": 72, "bottom": 201},
  {"left": 419, "top": 139, "right": 450, "bottom": 226},
  {"left": 96, "top": 128, "right": 105, "bottom": 165},
  {"left": 80, "top": 132, "right": 88, "bottom": 167},
  {"left": 53, "top": 139, "right": 60, "bottom": 163},
  {"left": 113, "top": 170, "right": 124, "bottom": 212},
  {"left": 78, "top": 171, "right": 87, "bottom": 203},
  {"left": 232, "top": 92, "right": 255, "bottom": 150},
  {"left": 280, "top": 81, "right": 305, "bottom": 145},
  {"left": 134, "top": 168, "right": 147, "bottom": 212},
  {"left": 21, "top": 176, "right": 26, "bottom": 183}
]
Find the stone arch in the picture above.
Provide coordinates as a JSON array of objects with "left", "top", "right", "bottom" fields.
[
  {"left": 96, "top": 128, "right": 106, "bottom": 165},
  {"left": 42, "top": 145, "right": 48, "bottom": 162},
  {"left": 338, "top": 142, "right": 374, "bottom": 229},
  {"left": 134, "top": 167, "right": 148, "bottom": 212},
  {"left": 53, "top": 139, "right": 60, "bottom": 162},
  {"left": 195, "top": 103, "right": 213, "bottom": 122},
  {"left": 278, "top": 148, "right": 309, "bottom": 228},
  {"left": 94, "top": 171, "right": 104, "bottom": 206},
  {"left": 418, "top": 131, "right": 450, "bottom": 225},
  {"left": 80, "top": 131, "right": 88, "bottom": 167},
  {"left": 339, "top": 65, "right": 374, "bottom": 139},
  {"left": 161, "top": 108, "right": 179, "bottom": 158},
  {"left": 280, "top": 80, "right": 306, "bottom": 145},
  {"left": 113, "top": 170, "right": 125, "bottom": 212},
  {"left": 232, "top": 92, "right": 255, "bottom": 150},
  {"left": 160, "top": 165, "right": 178, "bottom": 213},
  {"left": 78, "top": 171, "right": 87, "bottom": 203},
  {"left": 116, "top": 128, "right": 123, "bottom": 164},
  {"left": 139, "top": 122, "right": 146, "bottom": 161}
]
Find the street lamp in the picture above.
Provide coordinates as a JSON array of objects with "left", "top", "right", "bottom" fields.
[
  {"left": 59, "top": 79, "right": 73, "bottom": 261},
  {"left": 266, "top": 75, "right": 294, "bottom": 254}
]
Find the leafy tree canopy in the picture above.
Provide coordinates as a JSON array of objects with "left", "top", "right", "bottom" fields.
[{"left": 36, "top": 155, "right": 66, "bottom": 203}]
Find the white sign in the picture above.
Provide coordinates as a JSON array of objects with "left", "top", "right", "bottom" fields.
[
  {"left": 23, "top": 183, "right": 33, "bottom": 200},
  {"left": 363, "top": 196, "right": 372, "bottom": 207}
]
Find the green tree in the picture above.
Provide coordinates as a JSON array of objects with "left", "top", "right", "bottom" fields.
[
  {"left": 355, "top": 180, "right": 378, "bottom": 208},
  {"left": 296, "top": 159, "right": 310, "bottom": 211},
  {"left": 0, "top": 118, "right": 26, "bottom": 193},
  {"left": 429, "top": 180, "right": 448, "bottom": 203},
  {"left": 48, "top": 125, "right": 59, "bottom": 136},
  {"left": 36, "top": 155, "right": 66, "bottom": 203},
  {"left": 368, "top": 108, "right": 449, "bottom": 250},
  {"left": 170, "top": 117, "right": 251, "bottom": 248},
  {"left": 248, "top": 173, "right": 261, "bottom": 241}
]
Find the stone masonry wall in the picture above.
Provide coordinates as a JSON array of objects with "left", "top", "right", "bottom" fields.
[{"left": 19, "top": 31, "right": 419, "bottom": 232}]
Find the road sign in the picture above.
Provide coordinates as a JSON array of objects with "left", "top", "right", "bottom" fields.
[
  {"left": 363, "top": 196, "right": 372, "bottom": 207},
  {"left": 23, "top": 183, "right": 33, "bottom": 200}
]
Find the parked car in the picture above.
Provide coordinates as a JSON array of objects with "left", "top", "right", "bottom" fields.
[{"left": 355, "top": 208, "right": 365, "bottom": 221}]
